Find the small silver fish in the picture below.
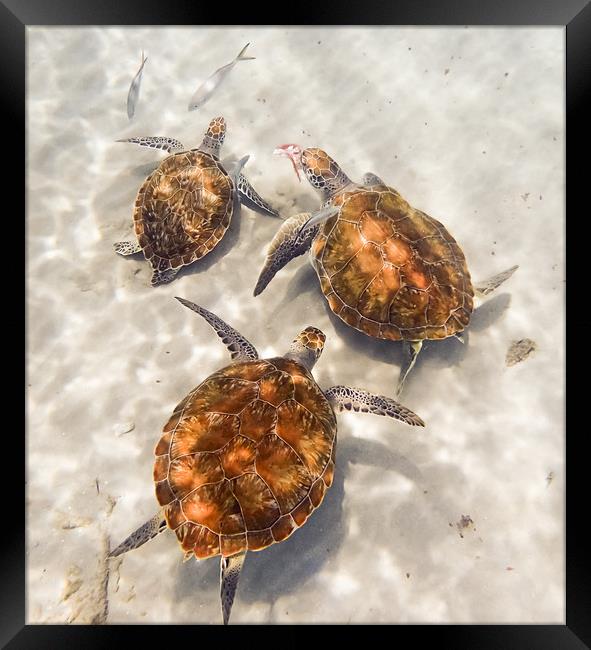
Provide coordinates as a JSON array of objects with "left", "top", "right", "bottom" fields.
[
  {"left": 127, "top": 50, "right": 147, "bottom": 120},
  {"left": 188, "top": 43, "right": 255, "bottom": 111}
]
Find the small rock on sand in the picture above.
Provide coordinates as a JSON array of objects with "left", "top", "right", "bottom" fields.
[
  {"left": 65, "top": 533, "right": 110, "bottom": 624},
  {"left": 62, "top": 566, "right": 83, "bottom": 601},
  {"left": 506, "top": 339, "right": 537, "bottom": 366},
  {"left": 456, "top": 514, "right": 475, "bottom": 539}
]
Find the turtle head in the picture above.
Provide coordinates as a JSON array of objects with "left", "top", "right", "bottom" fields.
[
  {"left": 300, "top": 148, "right": 353, "bottom": 200},
  {"left": 199, "top": 116, "right": 226, "bottom": 157},
  {"left": 285, "top": 326, "right": 326, "bottom": 370}
]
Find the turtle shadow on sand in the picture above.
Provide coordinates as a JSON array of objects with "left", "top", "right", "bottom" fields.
[
  {"left": 468, "top": 293, "right": 512, "bottom": 333},
  {"left": 170, "top": 435, "right": 426, "bottom": 619},
  {"left": 276, "top": 191, "right": 318, "bottom": 216},
  {"left": 269, "top": 264, "right": 321, "bottom": 313},
  {"left": 271, "top": 264, "right": 514, "bottom": 392},
  {"left": 94, "top": 157, "right": 164, "bottom": 226},
  {"left": 128, "top": 161, "right": 161, "bottom": 179},
  {"left": 171, "top": 197, "right": 287, "bottom": 281},
  {"left": 326, "top": 295, "right": 513, "bottom": 390}
]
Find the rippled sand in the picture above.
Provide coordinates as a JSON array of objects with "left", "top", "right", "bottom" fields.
[{"left": 26, "top": 26, "right": 564, "bottom": 624}]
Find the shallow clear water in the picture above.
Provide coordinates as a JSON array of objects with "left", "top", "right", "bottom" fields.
[{"left": 26, "top": 26, "right": 564, "bottom": 624}]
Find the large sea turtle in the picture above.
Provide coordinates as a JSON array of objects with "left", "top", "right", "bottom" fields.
[
  {"left": 114, "top": 116, "right": 280, "bottom": 286},
  {"left": 256, "top": 146, "right": 518, "bottom": 395},
  {"left": 109, "top": 298, "right": 424, "bottom": 624}
]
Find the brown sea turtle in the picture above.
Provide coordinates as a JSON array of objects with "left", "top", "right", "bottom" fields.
[
  {"left": 256, "top": 146, "right": 518, "bottom": 395},
  {"left": 109, "top": 298, "right": 424, "bottom": 624},
  {"left": 114, "top": 116, "right": 279, "bottom": 286}
]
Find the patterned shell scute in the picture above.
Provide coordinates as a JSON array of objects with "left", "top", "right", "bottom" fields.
[
  {"left": 133, "top": 150, "right": 233, "bottom": 271},
  {"left": 153, "top": 358, "right": 337, "bottom": 559},
  {"left": 312, "top": 187, "right": 474, "bottom": 341}
]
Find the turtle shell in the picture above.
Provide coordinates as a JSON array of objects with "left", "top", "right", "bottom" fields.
[
  {"left": 153, "top": 357, "right": 337, "bottom": 559},
  {"left": 311, "top": 185, "right": 474, "bottom": 341},
  {"left": 133, "top": 150, "right": 233, "bottom": 273}
]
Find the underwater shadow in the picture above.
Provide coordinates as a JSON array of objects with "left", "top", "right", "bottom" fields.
[
  {"left": 171, "top": 435, "right": 425, "bottom": 616},
  {"left": 469, "top": 293, "right": 512, "bottom": 332},
  {"left": 283, "top": 191, "right": 318, "bottom": 215},
  {"left": 127, "top": 161, "right": 161, "bottom": 179},
  {"left": 418, "top": 294, "right": 513, "bottom": 377},
  {"left": 267, "top": 264, "right": 320, "bottom": 316},
  {"left": 297, "top": 289, "right": 514, "bottom": 391}
]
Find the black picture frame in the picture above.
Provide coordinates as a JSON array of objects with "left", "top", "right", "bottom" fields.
[{"left": 12, "top": 0, "right": 586, "bottom": 646}]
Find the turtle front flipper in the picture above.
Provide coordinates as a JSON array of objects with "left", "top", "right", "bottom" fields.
[
  {"left": 325, "top": 385, "right": 424, "bottom": 427},
  {"left": 237, "top": 173, "right": 280, "bottom": 218},
  {"left": 295, "top": 205, "right": 340, "bottom": 238},
  {"left": 228, "top": 155, "right": 276, "bottom": 218},
  {"left": 175, "top": 298, "right": 259, "bottom": 361},
  {"left": 253, "top": 212, "right": 317, "bottom": 297},
  {"left": 474, "top": 265, "right": 519, "bottom": 297},
  {"left": 362, "top": 172, "right": 385, "bottom": 186},
  {"left": 396, "top": 340, "right": 424, "bottom": 397},
  {"left": 220, "top": 551, "right": 246, "bottom": 625},
  {"left": 108, "top": 511, "right": 167, "bottom": 558},
  {"left": 116, "top": 136, "right": 185, "bottom": 153},
  {"left": 114, "top": 241, "right": 142, "bottom": 256},
  {"left": 230, "top": 155, "right": 250, "bottom": 186}
]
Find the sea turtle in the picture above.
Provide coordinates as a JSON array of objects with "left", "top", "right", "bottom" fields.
[
  {"left": 256, "top": 146, "right": 518, "bottom": 395},
  {"left": 114, "top": 116, "right": 280, "bottom": 286},
  {"left": 109, "top": 298, "right": 424, "bottom": 624}
]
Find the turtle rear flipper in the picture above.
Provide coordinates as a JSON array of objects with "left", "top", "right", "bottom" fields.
[
  {"left": 396, "top": 341, "right": 424, "bottom": 397},
  {"left": 220, "top": 552, "right": 246, "bottom": 625},
  {"left": 109, "top": 512, "right": 167, "bottom": 558}
]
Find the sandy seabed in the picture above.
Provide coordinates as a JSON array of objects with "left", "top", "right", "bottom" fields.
[{"left": 26, "top": 26, "right": 564, "bottom": 624}]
